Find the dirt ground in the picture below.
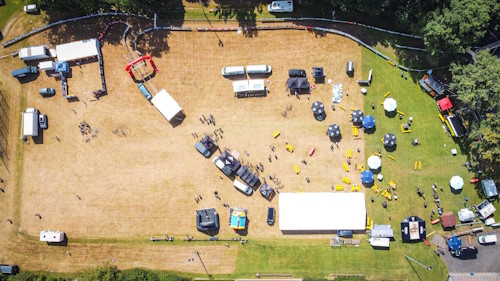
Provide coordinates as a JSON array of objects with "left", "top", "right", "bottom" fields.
[{"left": 0, "top": 20, "right": 364, "bottom": 272}]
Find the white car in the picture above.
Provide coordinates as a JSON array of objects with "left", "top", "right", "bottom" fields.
[
  {"left": 38, "top": 114, "right": 47, "bottom": 129},
  {"left": 478, "top": 234, "right": 497, "bottom": 244},
  {"left": 24, "top": 4, "right": 38, "bottom": 13}
]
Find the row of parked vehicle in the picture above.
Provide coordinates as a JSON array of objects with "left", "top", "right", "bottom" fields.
[{"left": 221, "top": 65, "right": 272, "bottom": 76}]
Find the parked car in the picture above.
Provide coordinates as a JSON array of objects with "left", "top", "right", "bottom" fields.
[
  {"left": 194, "top": 142, "right": 211, "bottom": 158},
  {"left": 23, "top": 4, "right": 38, "bottom": 13},
  {"left": 288, "top": 69, "right": 306, "bottom": 77},
  {"left": 38, "top": 114, "right": 47, "bottom": 129},
  {"left": 212, "top": 156, "right": 232, "bottom": 176},
  {"left": 0, "top": 264, "right": 19, "bottom": 275},
  {"left": 478, "top": 234, "right": 497, "bottom": 244},
  {"left": 38, "top": 88, "right": 55, "bottom": 97},
  {"left": 267, "top": 207, "right": 275, "bottom": 225},
  {"left": 233, "top": 179, "right": 253, "bottom": 195},
  {"left": 11, "top": 66, "right": 38, "bottom": 78}
]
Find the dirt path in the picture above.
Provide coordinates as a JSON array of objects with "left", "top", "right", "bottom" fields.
[{"left": 1, "top": 15, "right": 19, "bottom": 41}]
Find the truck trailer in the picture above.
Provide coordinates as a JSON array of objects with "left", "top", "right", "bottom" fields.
[
  {"left": 18, "top": 45, "right": 51, "bottom": 61},
  {"left": 21, "top": 108, "right": 39, "bottom": 138}
]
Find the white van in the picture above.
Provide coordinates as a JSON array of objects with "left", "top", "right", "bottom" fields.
[
  {"left": 246, "top": 65, "right": 272, "bottom": 74},
  {"left": 478, "top": 234, "right": 497, "bottom": 244},
  {"left": 222, "top": 66, "right": 245, "bottom": 76},
  {"left": 233, "top": 179, "right": 253, "bottom": 195}
]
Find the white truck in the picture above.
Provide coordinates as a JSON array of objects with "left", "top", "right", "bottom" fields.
[
  {"left": 18, "top": 45, "right": 51, "bottom": 61},
  {"left": 268, "top": 1, "right": 293, "bottom": 13},
  {"left": 21, "top": 108, "right": 39, "bottom": 138}
]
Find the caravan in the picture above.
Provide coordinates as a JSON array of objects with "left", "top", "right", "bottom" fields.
[
  {"left": 246, "top": 65, "right": 272, "bottom": 74},
  {"left": 222, "top": 66, "right": 245, "bottom": 76}
]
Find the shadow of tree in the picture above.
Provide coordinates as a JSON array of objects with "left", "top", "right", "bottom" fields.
[
  {"left": 135, "top": 29, "right": 171, "bottom": 58},
  {"left": 210, "top": 0, "right": 268, "bottom": 37}
]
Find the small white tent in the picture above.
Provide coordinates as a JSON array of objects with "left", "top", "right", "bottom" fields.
[
  {"left": 151, "top": 89, "right": 183, "bottom": 122},
  {"left": 40, "top": 230, "right": 65, "bottom": 242}
]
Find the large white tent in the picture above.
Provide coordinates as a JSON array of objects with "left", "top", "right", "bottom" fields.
[
  {"left": 383, "top": 98, "right": 397, "bottom": 112},
  {"left": 56, "top": 38, "right": 99, "bottom": 62},
  {"left": 450, "top": 175, "right": 464, "bottom": 190},
  {"left": 279, "top": 192, "right": 366, "bottom": 232},
  {"left": 151, "top": 89, "right": 183, "bottom": 122}
]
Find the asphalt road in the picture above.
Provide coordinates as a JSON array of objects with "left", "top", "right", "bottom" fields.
[{"left": 443, "top": 230, "right": 500, "bottom": 273}]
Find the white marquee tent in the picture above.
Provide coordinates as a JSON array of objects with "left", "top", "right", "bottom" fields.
[
  {"left": 56, "top": 38, "right": 99, "bottom": 62},
  {"left": 151, "top": 89, "right": 183, "bottom": 122},
  {"left": 279, "top": 192, "right": 366, "bottom": 232}
]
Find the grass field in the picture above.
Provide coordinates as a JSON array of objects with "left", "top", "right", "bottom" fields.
[{"left": 0, "top": 0, "right": 26, "bottom": 31}]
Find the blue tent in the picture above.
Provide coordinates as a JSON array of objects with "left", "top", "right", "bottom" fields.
[
  {"left": 361, "top": 170, "right": 374, "bottom": 183},
  {"left": 448, "top": 236, "right": 462, "bottom": 251},
  {"left": 55, "top": 61, "right": 69, "bottom": 73},
  {"left": 362, "top": 115, "right": 376, "bottom": 129}
]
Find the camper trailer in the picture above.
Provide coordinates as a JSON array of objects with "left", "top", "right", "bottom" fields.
[
  {"left": 18, "top": 46, "right": 51, "bottom": 61},
  {"left": 21, "top": 108, "right": 39, "bottom": 138},
  {"left": 40, "top": 230, "right": 65, "bottom": 243},
  {"left": 268, "top": 0, "right": 293, "bottom": 12}
]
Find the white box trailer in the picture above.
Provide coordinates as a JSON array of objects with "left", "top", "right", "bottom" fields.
[
  {"left": 21, "top": 108, "right": 39, "bottom": 137},
  {"left": 19, "top": 46, "right": 50, "bottom": 61},
  {"left": 38, "top": 61, "right": 56, "bottom": 71},
  {"left": 40, "top": 230, "right": 65, "bottom": 242}
]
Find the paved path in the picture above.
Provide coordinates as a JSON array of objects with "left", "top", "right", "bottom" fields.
[{"left": 449, "top": 272, "right": 500, "bottom": 281}]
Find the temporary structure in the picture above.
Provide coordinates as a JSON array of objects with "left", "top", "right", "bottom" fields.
[
  {"left": 311, "top": 101, "right": 326, "bottom": 121},
  {"left": 326, "top": 124, "right": 341, "bottom": 138},
  {"left": 401, "top": 216, "right": 426, "bottom": 242},
  {"left": 361, "top": 170, "right": 374, "bottom": 183},
  {"left": 230, "top": 208, "right": 247, "bottom": 230},
  {"left": 151, "top": 89, "right": 183, "bottom": 122},
  {"left": 457, "top": 208, "right": 475, "bottom": 222},
  {"left": 351, "top": 110, "right": 364, "bottom": 123},
  {"left": 449, "top": 175, "right": 464, "bottom": 190},
  {"left": 367, "top": 155, "right": 381, "bottom": 170},
  {"left": 362, "top": 115, "right": 375, "bottom": 129},
  {"left": 383, "top": 133, "right": 397, "bottom": 146},
  {"left": 383, "top": 98, "right": 397, "bottom": 112},
  {"left": 40, "top": 230, "right": 64, "bottom": 243},
  {"left": 56, "top": 38, "right": 99, "bottom": 62},
  {"left": 448, "top": 236, "right": 462, "bottom": 251}
]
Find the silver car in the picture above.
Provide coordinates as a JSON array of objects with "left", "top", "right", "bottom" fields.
[{"left": 38, "top": 114, "right": 47, "bottom": 129}]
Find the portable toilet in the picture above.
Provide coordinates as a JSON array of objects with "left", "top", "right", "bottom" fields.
[{"left": 346, "top": 61, "right": 354, "bottom": 77}]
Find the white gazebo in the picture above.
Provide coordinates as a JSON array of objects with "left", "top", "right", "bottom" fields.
[
  {"left": 367, "top": 155, "right": 381, "bottom": 170},
  {"left": 449, "top": 176, "right": 464, "bottom": 191},
  {"left": 383, "top": 98, "right": 397, "bottom": 112}
]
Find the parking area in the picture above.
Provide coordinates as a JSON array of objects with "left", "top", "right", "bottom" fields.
[{"left": 443, "top": 230, "right": 500, "bottom": 273}]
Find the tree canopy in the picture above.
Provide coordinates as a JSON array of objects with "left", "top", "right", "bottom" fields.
[
  {"left": 450, "top": 51, "right": 500, "bottom": 178},
  {"left": 423, "top": 0, "right": 499, "bottom": 61}
]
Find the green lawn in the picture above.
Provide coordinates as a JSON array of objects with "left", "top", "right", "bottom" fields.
[{"left": 0, "top": 0, "right": 26, "bottom": 31}]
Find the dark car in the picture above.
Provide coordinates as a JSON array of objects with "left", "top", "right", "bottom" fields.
[
  {"left": 288, "top": 69, "right": 306, "bottom": 77},
  {"left": 267, "top": 207, "right": 275, "bottom": 225},
  {"left": 338, "top": 230, "right": 353, "bottom": 238},
  {"left": 38, "top": 88, "right": 56, "bottom": 97},
  {"left": 0, "top": 264, "right": 19, "bottom": 275}
]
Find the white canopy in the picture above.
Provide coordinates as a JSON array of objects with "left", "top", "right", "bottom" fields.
[
  {"left": 279, "top": 192, "right": 366, "bottom": 232},
  {"left": 151, "top": 89, "right": 182, "bottom": 122},
  {"left": 458, "top": 208, "right": 475, "bottom": 222},
  {"left": 450, "top": 175, "right": 464, "bottom": 190},
  {"left": 383, "top": 98, "right": 397, "bottom": 112},
  {"left": 56, "top": 38, "right": 99, "bottom": 62},
  {"left": 367, "top": 155, "right": 381, "bottom": 170},
  {"left": 232, "top": 80, "right": 265, "bottom": 93},
  {"left": 40, "top": 230, "right": 64, "bottom": 242}
]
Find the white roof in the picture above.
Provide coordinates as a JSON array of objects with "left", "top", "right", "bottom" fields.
[
  {"left": 56, "top": 38, "right": 99, "bottom": 62},
  {"left": 248, "top": 79, "right": 265, "bottom": 91},
  {"left": 22, "top": 109, "right": 38, "bottom": 137},
  {"left": 478, "top": 202, "right": 496, "bottom": 219},
  {"left": 233, "top": 80, "right": 248, "bottom": 93},
  {"left": 38, "top": 61, "right": 55, "bottom": 70},
  {"left": 151, "top": 89, "right": 182, "bottom": 122},
  {"left": 458, "top": 208, "right": 475, "bottom": 222},
  {"left": 19, "top": 46, "right": 47, "bottom": 58},
  {"left": 279, "top": 192, "right": 366, "bottom": 231},
  {"left": 40, "top": 230, "right": 64, "bottom": 242}
]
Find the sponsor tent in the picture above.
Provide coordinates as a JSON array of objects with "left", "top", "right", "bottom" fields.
[
  {"left": 56, "top": 38, "right": 99, "bottom": 62},
  {"left": 438, "top": 96, "right": 453, "bottom": 111},
  {"left": 151, "top": 89, "right": 183, "bottom": 122},
  {"left": 279, "top": 192, "right": 366, "bottom": 232}
]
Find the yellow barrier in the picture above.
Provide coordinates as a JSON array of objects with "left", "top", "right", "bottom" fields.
[
  {"left": 444, "top": 119, "right": 455, "bottom": 137},
  {"left": 273, "top": 130, "right": 280, "bottom": 138},
  {"left": 400, "top": 124, "right": 412, "bottom": 133},
  {"left": 340, "top": 105, "right": 346, "bottom": 111},
  {"left": 347, "top": 149, "right": 352, "bottom": 159},
  {"left": 358, "top": 164, "right": 364, "bottom": 172},
  {"left": 352, "top": 127, "right": 359, "bottom": 137},
  {"left": 342, "top": 177, "right": 351, "bottom": 184},
  {"left": 438, "top": 114, "right": 444, "bottom": 122},
  {"left": 418, "top": 161, "right": 422, "bottom": 170},
  {"left": 372, "top": 184, "right": 382, "bottom": 195},
  {"left": 382, "top": 190, "right": 392, "bottom": 200},
  {"left": 286, "top": 144, "right": 294, "bottom": 152},
  {"left": 354, "top": 150, "right": 357, "bottom": 159},
  {"left": 388, "top": 155, "right": 396, "bottom": 160},
  {"left": 352, "top": 185, "right": 360, "bottom": 192},
  {"left": 397, "top": 110, "right": 405, "bottom": 116},
  {"left": 414, "top": 161, "right": 418, "bottom": 170},
  {"left": 294, "top": 165, "right": 299, "bottom": 174},
  {"left": 350, "top": 108, "right": 356, "bottom": 111},
  {"left": 384, "top": 91, "right": 391, "bottom": 98},
  {"left": 335, "top": 185, "right": 344, "bottom": 191},
  {"left": 389, "top": 180, "right": 396, "bottom": 189},
  {"left": 343, "top": 163, "right": 349, "bottom": 172},
  {"left": 380, "top": 138, "right": 385, "bottom": 145},
  {"left": 387, "top": 60, "right": 396, "bottom": 66}
]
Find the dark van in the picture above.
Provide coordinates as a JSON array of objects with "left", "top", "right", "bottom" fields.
[
  {"left": 12, "top": 66, "right": 38, "bottom": 78},
  {"left": 38, "top": 88, "right": 56, "bottom": 97},
  {"left": 288, "top": 69, "right": 306, "bottom": 77},
  {"left": 267, "top": 207, "right": 275, "bottom": 225}
]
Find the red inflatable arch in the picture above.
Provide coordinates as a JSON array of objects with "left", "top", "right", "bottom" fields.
[{"left": 125, "top": 55, "right": 159, "bottom": 78}]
